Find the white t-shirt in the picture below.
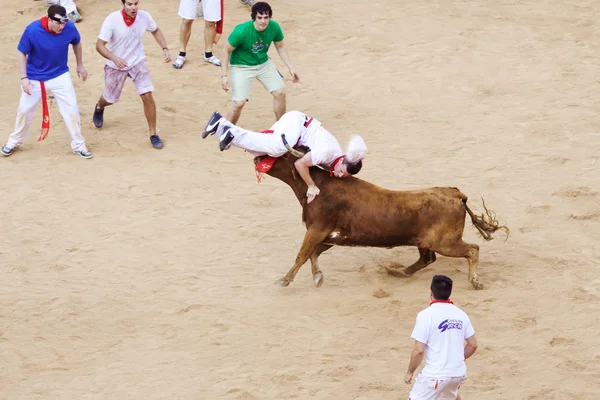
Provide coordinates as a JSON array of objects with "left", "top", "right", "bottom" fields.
[
  {"left": 411, "top": 302, "right": 475, "bottom": 378},
  {"left": 270, "top": 111, "right": 343, "bottom": 168},
  {"left": 98, "top": 10, "right": 157, "bottom": 70}
]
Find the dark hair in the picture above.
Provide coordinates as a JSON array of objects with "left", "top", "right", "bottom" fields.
[
  {"left": 343, "top": 158, "right": 363, "bottom": 175},
  {"left": 47, "top": 4, "right": 67, "bottom": 18},
  {"left": 431, "top": 275, "right": 453, "bottom": 300},
  {"left": 251, "top": 2, "right": 273, "bottom": 20}
]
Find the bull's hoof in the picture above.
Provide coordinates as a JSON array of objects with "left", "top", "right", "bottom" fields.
[
  {"left": 313, "top": 272, "right": 324, "bottom": 288},
  {"left": 470, "top": 279, "right": 484, "bottom": 290},
  {"left": 385, "top": 265, "right": 410, "bottom": 277},
  {"left": 275, "top": 278, "right": 291, "bottom": 287}
]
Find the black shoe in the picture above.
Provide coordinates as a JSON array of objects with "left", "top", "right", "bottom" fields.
[
  {"left": 202, "top": 111, "right": 223, "bottom": 138},
  {"left": 219, "top": 126, "right": 234, "bottom": 151},
  {"left": 93, "top": 104, "right": 104, "bottom": 128}
]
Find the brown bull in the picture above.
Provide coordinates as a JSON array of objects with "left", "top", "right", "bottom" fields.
[{"left": 253, "top": 143, "right": 509, "bottom": 290}]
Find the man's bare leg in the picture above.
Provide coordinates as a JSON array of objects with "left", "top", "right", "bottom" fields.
[
  {"left": 227, "top": 101, "right": 246, "bottom": 125},
  {"left": 174, "top": 19, "right": 194, "bottom": 69}
]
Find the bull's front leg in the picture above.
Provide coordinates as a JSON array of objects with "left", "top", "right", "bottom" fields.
[
  {"left": 275, "top": 229, "right": 330, "bottom": 287},
  {"left": 310, "top": 243, "right": 333, "bottom": 288}
]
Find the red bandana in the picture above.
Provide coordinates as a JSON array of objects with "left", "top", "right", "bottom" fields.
[
  {"left": 37, "top": 17, "right": 56, "bottom": 141},
  {"left": 40, "top": 16, "right": 57, "bottom": 35},
  {"left": 254, "top": 130, "right": 277, "bottom": 182},
  {"left": 329, "top": 155, "right": 345, "bottom": 177},
  {"left": 122, "top": 9, "right": 136, "bottom": 27},
  {"left": 214, "top": 0, "right": 224, "bottom": 44},
  {"left": 430, "top": 300, "right": 454, "bottom": 305}
]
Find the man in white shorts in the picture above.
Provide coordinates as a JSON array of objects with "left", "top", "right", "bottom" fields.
[
  {"left": 404, "top": 275, "right": 479, "bottom": 400},
  {"left": 92, "top": 0, "right": 171, "bottom": 150},
  {"left": 201, "top": 110, "right": 367, "bottom": 203},
  {"left": 173, "top": 0, "right": 223, "bottom": 69}
]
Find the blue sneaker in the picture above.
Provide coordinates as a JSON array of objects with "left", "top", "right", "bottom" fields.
[
  {"left": 93, "top": 104, "right": 104, "bottom": 128},
  {"left": 219, "top": 125, "right": 234, "bottom": 151},
  {"left": 1, "top": 145, "right": 14, "bottom": 156},
  {"left": 202, "top": 111, "right": 223, "bottom": 138},
  {"left": 150, "top": 134, "right": 164, "bottom": 149}
]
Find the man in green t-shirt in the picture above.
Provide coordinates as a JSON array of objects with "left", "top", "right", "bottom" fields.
[{"left": 220, "top": 2, "right": 299, "bottom": 124}]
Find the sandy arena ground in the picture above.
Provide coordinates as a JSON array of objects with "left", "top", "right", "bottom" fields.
[{"left": 1, "top": 0, "right": 599, "bottom": 399}]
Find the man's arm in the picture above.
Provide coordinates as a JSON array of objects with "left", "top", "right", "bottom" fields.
[
  {"left": 406, "top": 340, "right": 426, "bottom": 375},
  {"left": 220, "top": 43, "right": 235, "bottom": 92},
  {"left": 17, "top": 51, "right": 31, "bottom": 95},
  {"left": 274, "top": 40, "right": 299, "bottom": 83},
  {"left": 72, "top": 41, "right": 88, "bottom": 81},
  {"left": 96, "top": 38, "right": 128, "bottom": 70},
  {"left": 464, "top": 334, "right": 478, "bottom": 360},
  {"left": 294, "top": 152, "right": 320, "bottom": 203},
  {"left": 151, "top": 27, "right": 171, "bottom": 62}
]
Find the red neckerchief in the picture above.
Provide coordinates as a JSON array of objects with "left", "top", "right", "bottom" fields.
[
  {"left": 329, "top": 155, "right": 345, "bottom": 177},
  {"left": 122, "top": 9, "right": 136, "bottom": 27},
  {"left": 40, "top": 16, "right": 57, "bottom": 35},
  {"left": 430, "top": 300, "right": 454, "bottom": 305}
]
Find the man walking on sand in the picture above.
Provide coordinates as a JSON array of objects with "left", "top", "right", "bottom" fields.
[
  {"left": 404, "top": 275, "right": 479, "bottom": 400},
  {"left": 93, "top": 0, "right": 171, "bottom": 150}
]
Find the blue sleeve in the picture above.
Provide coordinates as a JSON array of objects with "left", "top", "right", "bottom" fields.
[
  {"left": 17, "top": 26, "right": 31, "bottom": 55},
  {"left": 69, "top": 23, "right": 81, "bottom": 45}
]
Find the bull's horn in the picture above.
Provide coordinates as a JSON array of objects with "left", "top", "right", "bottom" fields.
[{"left": 281, "top": 134, "right": 305, "bottom": 157}]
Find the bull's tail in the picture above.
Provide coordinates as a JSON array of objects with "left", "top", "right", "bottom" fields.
[{"left": 462, "top": 197, "right": 510, "bottom": 241}]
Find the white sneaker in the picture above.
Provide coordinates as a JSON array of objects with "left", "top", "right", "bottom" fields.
[
  {"left": 240, "top": 0, "right": 256, "bottom": 7},
  {"left": 173, "top": 55, "right": 186, "bottom": 69},
  {"left": 204, "top": 55, "right": 221, "bottom": 67}
]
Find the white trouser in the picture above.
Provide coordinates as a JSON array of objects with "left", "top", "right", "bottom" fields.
[
  {"left": 226, "top": 111, "right": 309, "bottom": 157},
  {"left": 60, "top": 0, "right": 77, "bottom": 14},
  {"left": 228, "top": 125, "right": 298, "bottom": 157},
  {"left": 408, "top": 375, "right": 466, "bottom": 400},
  {"left": 6, "top": 72, "right": 87, "bottom": 152},
  {"left": 46, "top": 0, "right": 78, "bottom": 14}
]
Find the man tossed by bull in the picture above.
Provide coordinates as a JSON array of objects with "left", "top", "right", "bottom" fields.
[{"left": 202, "top": 110, "right": 367, "bottom": 203}]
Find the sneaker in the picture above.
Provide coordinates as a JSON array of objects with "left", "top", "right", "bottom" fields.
[
  {"left": 1, "top": 145, "right": 14, "bottom": 157},
  {"left": 73, "top": 149, "right": 93, "bottom": 159},
  {"left": 202, "top": 111, "right": 223, "bottom": 138},
  {"left": 93, "top": 104, "right": 104, "bottom": 128},
  {"left": 219, "top": 126, "right": 234, "bottom": 151},
  {"left": 150, "top": 134, "right": 164, "bottom": 149},
  {"left": 240, "top": 0, "right": 256, "bottom": 8},
  {"left": 204, "top": 55, "right": 221, "bottom": 66},
  {"left": 68, "top": 10, "right": 82, "bottom": 23},
  {"left": 173, "top": 55, "right": 186, "bottom": 69}
]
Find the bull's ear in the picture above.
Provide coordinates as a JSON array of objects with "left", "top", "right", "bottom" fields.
[{"left": 281, "top": 134, "right": 305, "bottom": 158}]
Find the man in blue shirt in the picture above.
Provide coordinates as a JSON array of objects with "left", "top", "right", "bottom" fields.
[{"left": 1, "top": 4, "right": 92, "bottom": 159}]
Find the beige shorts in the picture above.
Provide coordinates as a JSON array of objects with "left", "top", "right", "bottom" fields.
[
  {"left": 230, "top": 59, "right": 285, "bottom": 102},
  {"left": 408, "top": 375, "right": 466, "bottom": 400},
  {"left": 102, "top": 60, "right": 154, "bottom": 104}
]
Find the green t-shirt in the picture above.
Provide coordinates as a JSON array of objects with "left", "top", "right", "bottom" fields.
[{"left": 228, "top": 20, "right": 284, "bottom": 66}]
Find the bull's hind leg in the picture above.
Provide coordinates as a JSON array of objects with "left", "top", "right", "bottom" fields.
[
  {"left": 310, "top": 243, "right": 333, "bottom": 288},
  {"left": 275, "top": 229, "right": 330, "bottom": 287},
  {"left": 431, "top": 241, "right": 482, "bottom": 290},
  {"left": 403, "top": 248, "right": 437, "bottom": 276}
]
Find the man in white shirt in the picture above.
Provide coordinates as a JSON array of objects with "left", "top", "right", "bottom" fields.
[
  {"left": 93, "top": 0, "right": 171, "bottom": 149},
  {"left": 201, "top": 110, "right": 367, "bottom": 203},
  {"left": 405, "top": 275, "right": 479, "bottom": 400}
]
